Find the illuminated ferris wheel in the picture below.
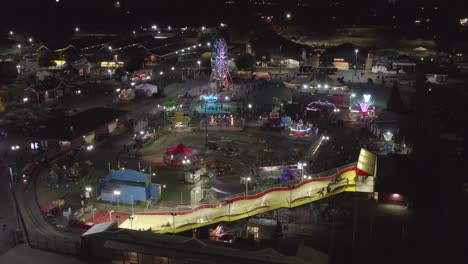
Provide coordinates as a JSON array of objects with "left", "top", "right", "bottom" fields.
[{"left": 210, "top": 38, "right": 233, "bottom": 88}]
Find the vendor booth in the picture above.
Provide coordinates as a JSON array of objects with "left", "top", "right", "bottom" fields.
[{"left": 163, "top": 144, "right": 199, "bottom": 166}]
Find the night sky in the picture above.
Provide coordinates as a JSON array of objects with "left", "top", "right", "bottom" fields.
[
  {"left": 1, "top": 0, "right": 466, "bottom": 41},
  {"left": 1, "top": 0, "right": 225, "bottom": 36}
]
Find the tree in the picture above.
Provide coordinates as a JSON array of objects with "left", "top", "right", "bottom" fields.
[
  {"left": 124, "top": 57, "right": 144, "bottom": 72},
  {"left": 37, "top": 49, "right": 55, "bottom": 67},
  {"left": 122, "top": 48, "right": 146, "bottom": 72},
  {"left": 197, "top": 31, "right": 216, "bottom": 45},
  {"left": 386, "top": 82, "right": 407, "bottom": 114},
  {"left": 60, "top": 47, "right": 80, "bottom": 64},
  {"left": 200, "top": 52, "right": 212, "bottom": 68},
  {"left": 234, "top": 53, "right": 255, "bottom": 70}
]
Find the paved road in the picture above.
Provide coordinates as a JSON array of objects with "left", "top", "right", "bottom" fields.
[
  {"left": 0, "top": 244, "right": 85, "bottom": 264},
  {"left": 0, "top": 134, "right": 27, "bottom": 254}
]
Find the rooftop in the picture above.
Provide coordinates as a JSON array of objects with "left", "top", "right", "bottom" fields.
[{"left": 31, "top": 107, "right": 127, "bottom": 141}]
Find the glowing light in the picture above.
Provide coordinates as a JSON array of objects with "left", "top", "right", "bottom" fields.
[
  {"left": 359, "top": 103, "right": 369, "bottom": 113},
  {"left": 383, "top": 131, "right": 393, "bottom": 141},
  {"left": 363, "top": 94, "right": 371, "bottom": 103},
  {"left": 210, "top": 38, "right": 232, "bottom": 87}
]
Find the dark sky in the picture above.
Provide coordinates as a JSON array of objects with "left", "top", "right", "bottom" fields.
[
  {"left": 1, "top": 0, "right": 466, "bottom": 41},
  {"left": 1, "top": 0, "right": 226, "bottom": 36}
]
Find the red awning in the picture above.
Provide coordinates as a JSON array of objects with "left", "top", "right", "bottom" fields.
[
  {"left": 40, "top": 204, "right": 56, "bottom": 212},
  {"left": 165, "top": 144, "right": 193, "bottom": 155}
]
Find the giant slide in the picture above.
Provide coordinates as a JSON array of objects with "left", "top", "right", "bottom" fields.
[{"left": 119, "top": 149, "right": 377, "bottom": 233}]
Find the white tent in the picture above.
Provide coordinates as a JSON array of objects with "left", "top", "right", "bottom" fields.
[
  {"left": 413, "top": 47, "right": 428, "bottom": 51},
  {"left": 135, "top": 83, "right": 158, "bottom": 96}
]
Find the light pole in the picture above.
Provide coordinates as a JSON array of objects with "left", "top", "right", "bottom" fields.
[
  {"left": 107, "top": 68, "right": 112, "bottom": 80},
  {"left": 109, "top": 210, "right": 114, "bottom": 222},
  {"left": 297, "top": 162, "right": 307, "bottom": 181},
  {"left": 245, "top": 177, "right": 251, "bottom": 195},
  {"left": 349, "top": 93, "right": 356, "bottom": 110},
  {"left": 113, "top": 190, "right": 121, "bottom": 209},
  {"left": 354, "top": 49, "right": 359, "bottom": 70},
  {"left": 383, "top": 131, "right": 394, "bottom": 152},
  {"left": 279, "top": 44, "right": 283, "bottom": 73}
]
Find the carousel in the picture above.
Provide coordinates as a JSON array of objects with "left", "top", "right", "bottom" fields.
[
  {"left": 200, "top": 93, "right": 225, "bottom": 113},
  {"left": 306, "top": 100, "right": 336, "bottom": 112},
  {"left": 169, "top": 112, "right": 191, "bottom": 130},
  {"left": 163, "top": 144, "right": 199, "bottom": 166},
  {"left": 288, "top": 119, "right": 317, "bottom": 137}
]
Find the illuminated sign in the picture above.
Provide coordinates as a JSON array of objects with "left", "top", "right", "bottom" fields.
[
  {"left": 359, "top": 103, "right": 369, "bottom": 113},
  {"left": 100, "top": 61, "right": 124, "bottom": 68},
  {"left": 30, "top": 142, "right": 40, "bottom": 150}
]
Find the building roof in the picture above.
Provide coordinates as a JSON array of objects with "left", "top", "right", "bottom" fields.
[
  {"left": 84, "top": 228, "right": 308, "bottom": 264},
  {"left": 357, "top": 148, "right": 377, "bottom": 176},
  {"left": 82, "top": 221, "right": 117, "bottom": 237},
  {"left": 165, "top": 144, "right": 193, "bottom": 155},
  {"left": 31, "top": 107, "right": 127, "bottom": 141}
]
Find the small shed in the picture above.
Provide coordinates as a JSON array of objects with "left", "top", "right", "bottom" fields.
[{"left": 246, "top": 218, "right": 278, "bottom": 240}]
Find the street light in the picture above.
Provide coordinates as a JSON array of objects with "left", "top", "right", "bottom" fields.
[
  {"left": 245, "top": 177, "right": 251, "bottom": 195},
  {"left": 107, "top": 68, "right": 112, "bottom": 79},
  {"left": 171, "top": 67, "right": 175, "bottom": 71},
  {"left": 159, "top": 71, "right": 164, "bottom": 75},
  {"left": 75, "top": 27, "right": 79, "bottom": 32},
  {"left": 113, "top": 190, "right": 121, "bottom": 209},
  {"left": 22, "top": 97, "right": 29, "bottom": 103},
  {"left": 286, "top": 13, "right": 291, "bottom": 19},
  {"left": 248, "top": 104, "right": 252, "bottom": 109},
  {"left": 197, "top": 60, "right": 201, "bottom": 69},
  {"left": 11, "top": 145, "right": 20, "bottom": 151},
  {"left": 9, "top": 31, "right": 13, "bottom": 36},
  {"left": 349, "top": 93, "right": 356, "bottom": 110},
  {"left": 17, "top": 44, "right": 21, "bottom": 49},
  {"left": 297, "top": 162, "right": 307, "bottom": 181},
  {"left": 354, "top": 49, "right": 359, "bottom": 69},
  {"left": 384, "top": 131, "right": 393, "bottom": 142},
  {"left": 28, "top": 38, "right": 33, "bottom": 43},
  {"left": 201, "top": 26, "right": 206, "bottom": 31}
]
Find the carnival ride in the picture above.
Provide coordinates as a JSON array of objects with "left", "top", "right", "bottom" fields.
[
  {"left": 288, "top": 119, "right": 317, "bottom": 137},
  {"left": 118, "top": 149, "right": 377, "bottom": 233},
  {"left": 306, "top": 100, "right": 336, "bottom": 112},
  {"left": 210, "top": 38, "right": 233, "bottom": 89}
]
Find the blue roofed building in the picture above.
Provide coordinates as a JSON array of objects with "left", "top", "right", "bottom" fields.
[{"left": 96, "top": 169, "right": 160, "bottom": 205}]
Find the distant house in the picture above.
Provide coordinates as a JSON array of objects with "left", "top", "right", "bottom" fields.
[{"left": 29, "top": 107, "right": 127, "bottom": 151}]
